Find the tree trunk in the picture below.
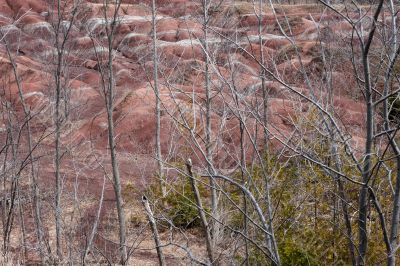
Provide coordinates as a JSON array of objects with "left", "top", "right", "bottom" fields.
[
  {"left": 142, "top": 196, "right": 165, "bottom": 266},
  {"left": 151, "top": 0, "right": 166, "bottom": 198},
  {"left": 186, "top": 159, "right": 215, "bottom": 264}
]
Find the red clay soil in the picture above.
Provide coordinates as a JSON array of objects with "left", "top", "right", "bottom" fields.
[{"left": 0, "top": 0, "right": 370, "bottom": 263}]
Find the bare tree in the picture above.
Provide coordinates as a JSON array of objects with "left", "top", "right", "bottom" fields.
[
  {"left": 151, "top": 0, "right": 166, "bottom": 198},
  {"left": 89, "top": 0, "right": 127, "bottom": 263},
  {"left": 186, "top": 159, "right": 215, "bottom": 264},
  {"left": 142, "top": 195, "right": 165, "bottom": 266},
  {"left": 49, "top": 0, "right": 79, "bottom": 260},
  {"left": 2, "top": 37, "right": 48, "bottom": 264}
]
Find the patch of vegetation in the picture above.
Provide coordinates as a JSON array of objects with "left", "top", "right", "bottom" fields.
[
  {"left": 279, "top": 239, "right": 317, "bottom": 266},
  {"left": 388, "top": 93, "right": 400, "bottom": 123},
  {"left": 232, "top": 2, "right": 268, "bottom": 15},
  {"left": 276, "top": 16, "right": 304, "bottom": 34},
  {"left": 275, "top": 44, "right": 303, "bottom": 64},
  {"left": 247, "top": 247, "right": 269, "bottom": 266},
  {"left": 146, "top": 175, "right": 210, "bottom": 229},
  {"left": 122, "top": 181, "right": 137, "bottom": 204}
]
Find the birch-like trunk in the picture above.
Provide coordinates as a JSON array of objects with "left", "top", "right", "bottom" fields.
[
  {"left": 104, "top": 1, "right": 127, "bottom": 263},
  {"left": 202, "top": 0, "right": 218, "bottom": 246},
  {"left": 151, "top": 0, "right": 166, "bottom": 198}
]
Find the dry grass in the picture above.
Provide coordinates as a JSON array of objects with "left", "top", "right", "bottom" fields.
[
  {"left": 231, "top": 1, "right": 326, "bottom": 15},
  {"left": 232, "top": 2, "right": 269, "bottom": 15},
  {"left": 0, "top": 250, "right": 22, "bottom": 266},
  {"left": 275, "top": 43, "right": 303, "bottom": 64},
  {"left": 231, "top": 1, "right": 365, "bottom": 16}
]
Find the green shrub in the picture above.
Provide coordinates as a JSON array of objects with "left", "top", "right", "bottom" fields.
[
  {"left": 248, "top": 248, "right": 269, "bottom": 266},
  {"left": 146, "top": 178, "right": 210, "bottom": 229},
  {"left": 279, "top": 240, "right": 317, "bottom": 266},
  {"left": 166, "top": 184, "right": 201, "bottom": 228}
]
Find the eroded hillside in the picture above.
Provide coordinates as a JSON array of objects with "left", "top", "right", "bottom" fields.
[{"left": 0, "top": 0, "right": 394, "bottom": 265}]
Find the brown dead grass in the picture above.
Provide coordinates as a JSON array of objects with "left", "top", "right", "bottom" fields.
[
  {"left": 276, "top": 43, "right": 303, "bottom": 64},
  {"left": 232, "top": 1, "right": 269, "bottom": 15}
]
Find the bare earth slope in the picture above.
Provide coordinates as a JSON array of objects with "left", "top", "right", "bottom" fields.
[{"left": 0, "top": 0, "right": 367, "bottom": 264}]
